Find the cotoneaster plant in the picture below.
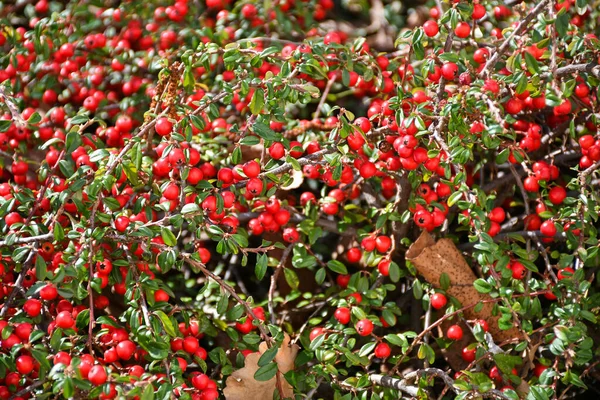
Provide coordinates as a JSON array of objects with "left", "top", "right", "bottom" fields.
[{"left": 0, "top": 0, "right": 600, "bottom": 399}]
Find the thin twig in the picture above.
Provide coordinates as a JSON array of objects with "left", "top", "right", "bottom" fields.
[
  {"left": 479, "top": 0, "right": 550, "bottom": 78},
  {"left": 268, "top": 244, "right": 294, "bottom": 324}
]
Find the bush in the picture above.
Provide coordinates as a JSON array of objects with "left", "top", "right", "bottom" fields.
[{"left": 0, "top": 0, "right": 599, "bottom": 398}]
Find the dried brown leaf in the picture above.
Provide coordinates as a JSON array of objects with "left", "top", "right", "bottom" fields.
[{"left": 223, "top": 333, "right": 299, "bottom": 400}]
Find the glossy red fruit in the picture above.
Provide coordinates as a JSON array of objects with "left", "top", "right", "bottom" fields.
[
  {"left": 56, "top": 311, "right": 75, "bottom": 329},
  {"left": 115, "top": 215, "right": 130, "bottom": 232},
  {"left": 378, "top": 260, "right": 390, "bottom": 276},
  {"left": 510, "top": 261, "right": 526, "bottom": 279},
  {"left": 548, "top": 186, "right": 567, "bottom": 205},
  {"left": 540, "top": 220, "right": 557, "bottom": 237},
  {"left": 16, "top": 355, "right": 34, "bottom": 375},
  {"left": 346, "top": 247, "right": 362, "bottom": 263},
  {"left": 355, "top": 319, "right": 374, "bottom": 336},
  {"left": 116, "top": 340, "right": 136, "bottom": 360},
  {"left": 88, "top": 365, "right": 108, "bottom": 385},
  {"left": 334, "top": 307, "right": 351, "bottom": 324},
  {"left": 441, "top": 62, "right": 459, "bottom": 80},
  {"left": 423, "top": 20, "right": 439, "bottom": 37},
  {"left": 461, "top": 346, "right": 476, "bottom": 363},
  {"left": 24, "top": 299, "right": 42, "bottom": 317},
  {"left": 454, "top": 22, "right": 471, "bottom": 38},
  {"left": 446, "top": 324, "right": 463, "bottom": 340},
  {"left": 309, "top": 327, "right": 325, "bottom": 341},
  {"left": 155, "top": 117, "right": 173, "bottom": 136},
  {"left": 430, "top": 293, "right": 447, "bottom": 310},
  {"left": 374, "top": 342, "right": 391, "bottom": 358},
  {"left": 524, "top": 176, "right": 540, "bottom": 192}
]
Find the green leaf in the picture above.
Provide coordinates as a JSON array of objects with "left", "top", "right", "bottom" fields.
[
  {"left": 154, "top": 310, "right": 176, "bottom": 337},
  {"left": 327, "top": 260, "right": 347, "bottom": 275},
  {"left": 309, "top": 332, "right": 325, "bottom": 350},
  {"left": 257, "top": 344, "right": 278, "bottom": 367},
  {"left": 315, "top": 267, "right": 326, "bottom": 284},
  {"left": 254, "top": 362, "right": 278, "bottom": 381},
  {"left": 161, "top": 228, "right": 177, "bottom": 246},
  {"left": 249, "top": 88, "right": 265, "bottom": 115},
  {"left": 440, "top": 273, "right": 450, "bottom": 290},
  {"left": 63, "top": 377, "right": 74, "bottom": 398},
  {"left": 70, "top": 114, "right": 89, "bottom": 125},
  {"left": 493, "top": 354, "right": 523, "bottom": 376},
  {"left": 555, "top": 12, "right": 569, "bottom": 37},
  {"left": 473, "top": 279, "right": 493, "bottom": 293},
  {"left": 141, "top": 383, "right": 155, "bottom": 400},
  {"left": 283, "top": 268, "right": 299, "bottom": 289},
  {"left": 181, "top": 203, "right": 199, "bottom": 214},
  {"left": 35, "top": 256, "right": 47, "bottom": 281},
  {"left": 358, "top": 341, "right": 376, "bottom": 357},
  {"left": 255, "top": 254, "right": 268, "bottom": 280},
  {"left": 252, "top": 121, "right": 281, "bottom": 141},
  {"left": 0, "top": 120, "right": 11, "bottom": 132},
  {"left": 54, "top": 223, "right": 64, "bottom": 242},
  {"left": 65, "top": 130, "right": 82, "bottom": 155},
  {"left": 523, "top": 51, "right": 540, "bottom": 75},
  {"left": 447, "top": 190, "right": 462, "bottom": 207},
  {"left": 28, "top": 112, "right": 41, "bottom": 124}
]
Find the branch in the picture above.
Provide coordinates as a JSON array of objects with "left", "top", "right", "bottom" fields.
[
  {"left": 181, "top": 253, "right": 274, "bottom": 345},
  {"left": 459, "top": 230, "right": 567, "bottom": 250},
  {"left": 0, "top": 84, "right": 26, "bottom": 127},
  {"left": 369, "top": 374, "right": 418, "bottom": 397},
  {"left": 8, "top": 379, "right": 45, "bottom": 400},
  {"left": 0, "top": 232, "right": 53, "bottom": 247},
  {"left": 268, "top": 244, "right": 294, "bottom": 324},
  {"left": 479, "top": 0, "right": 550, "bottom": 78},
  {"left": 545, "top": 63, "right": 600, "bottom": 79}
]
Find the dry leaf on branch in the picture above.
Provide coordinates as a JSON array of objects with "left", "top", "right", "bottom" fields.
[
  {"left": 406, "top": 231, "right": 519, "bottom": 342},
  {"left": 223, "top": 333, "right": 299, "bottom": 400}
]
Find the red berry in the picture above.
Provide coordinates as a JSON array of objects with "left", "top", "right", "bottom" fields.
[
  {"left": 16, "top": 355, "right": 34, "bottom": 375},
  {"left": 446, "top": 324, "right": 463, "bottom": 340},
  {"left": 378, "top": 260, "right": 390, "bottom": 276},
  {"left": 375, "top": 236, "right": 391, "bottom": 253},
  {"left": 548, "top": 186, "right": 567, "bottom": 205},
  {"left": 423, "top": 20, "right": 439, "bottom": 37},
  {"left": 243, "top": 160, "right": 261, "bottom": 178},
  {"left": 309, "top": 327, "right": 325, "bottom": 341},
  {"left": 155, "top": 117, "right": 173, "bottom": 136},
  {"left": 430, "top": 293, "right": 447, "bottom": 310},
  {"left": 116, "top": 340, "right": 136, "bottom": 360},
  {"left": 472, "top": 4, "right": 486, "bottom": 19},
  {"left": 441, "top": 62, "right": 459, "bottom": 80},
  {"left": 269, "top": 142, "right": 285, "bottom": 159},
  {"left": 40, "top": 284, "right": 58, "bottom": 301},
  {"left": 88, "top": 365, "right": 108, "bottom": 385},
  {"left": 24, "top": 299, "right": 42, "bottom": 317},
  {"left": 540, "top": 220, "right": 557, "bottom": 237},
  {"left": 374, "top": 342, "right": 391, "bottom": 358},
  {"left": 454, "top": 22, "right": 471, "bottom": 38},
  {"left": 489, "top": 207, "right": 505, "bottom": 223},
  {"left": 461, "top": 347, "right": 476, "bottom": 363},
  {"left": 334, "top": 307, "right": 351, "bottom": 324},
  {"left": 154, "top": 289, "right": 170, "bottom": 302},
  {"left": 510, "top": 261, "right": 526, "bottom": 279},
  {"left": 355, "top": 319, "right": 374, "bottom": 336},
  {"left": 55, "top": 311, "right": 75, "bottom": 329},
  {"left": 183, "top": 336, "right": 199, "bottom": 353},
  {"left": 346, "top": 247, "right": 362, "bottom": 263},
  {"left": 524, "top": 176, "right": 540, "bottom": 192},
  {"left": 115, "top": 216, "right": 130, "bottom": 232}
]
